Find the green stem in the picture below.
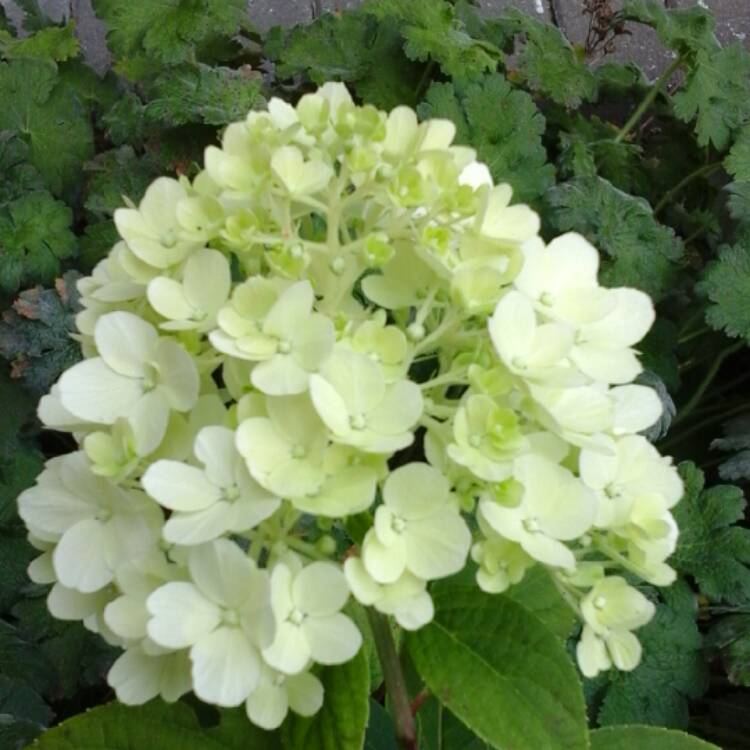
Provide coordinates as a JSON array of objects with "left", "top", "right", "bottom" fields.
[
  {"left": 366, "top": 609, "right": 417, "bottom": 750},
  {"left": 614, "top": 56, "right": 683, "bottom": 144},
  {"left": 673, "top": 341, "right": 745, "bottom": 425},
  {"left": 654, "top": 162, "right": 721, "bottom": 214}
]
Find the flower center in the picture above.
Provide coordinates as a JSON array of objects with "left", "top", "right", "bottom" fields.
[
  {"left": 391, "top": 516, "right": 406, "bottom": 534},
  {"left": 222, "top": 609, "right": 240, "bottom": 627},
  {"left": 469, "top": 434, "right": 482, "bottom": 449},
  {"left": 288, "top": 608, "right": 306, "bottom": 626},
  {"left": 593, "top": 595, "right": 607, "bottom": 610},
  {"left": 277, "top": 339, "right": 292, "bottom": 354},
  {"left": 223, "top": 484, "right": 241, "bottom": 502},
  {"left": 523, "top": 517, "right": 540, "bottom": 533},
  {"left": 350, "top": 413, "right": 367, "bottom": 430},
  {"left": 160, "top": 229, "right": 178, "bottom": 248},
  {"left": 540, "top": 291, "right": 554, "bottom": 306},
  {"left": 291, "top": 444, "right": 307, "bottom": 459}
]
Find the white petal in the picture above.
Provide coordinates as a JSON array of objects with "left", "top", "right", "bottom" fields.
[
  {"left": 163, "top": 504, "right": 232, "bottom": 546},
  {"left": 191, "top": 626, "right": 261, "bottom": 706},
  {"left": 285, "top": 671, "right": 324, "bottom": 716},
  {"left": 611, "top": 385, "right": 662, "bottom": 435},
  {"left": 94, "top": 312, "right": 157, "bottom": 377},
  {"left": 252, "top": 355, "right": 310, "bottom": 396},
  {"left": 147, "top": 582, "right": 221, "bottom": 648},
  {"left": 362, "top": 531, "right": 407, "bottom": 585},
  {"left": 129, "top": 389, "right": 170, "bottom": 455},
  {"left": 156, "top": 339, "right": 199, "bottom": 411},
  {"left": 384, "top": 462, "right": 450, "bottom": 520},
  {"left": 246, "top": 680, "right": 288, "bottom": 729},
  {"left": 184, "top": 249, "right": 231, "bottom": 314},
  {"left": 53, "top": 519, "right": 113, "bottom": 592},
  {"left": 263, "top": 281, "right": 314, "bottom": 340},
  {"left": 194, "top": 426, "right": 237, "bottom": 487},
  {"left": 142, "top": 460, "right": 219, "bottom": 511},
  {"left": 104, "top": 595, "right": 149, "bottom": 640},
  {"left": 59, "top": 358, "right": 142, "bottom": 424},
  {"left": 262, "top": 621, "right": 310, "bottom": 675},
  {"left": 148, "top": 278, "right": 193, "bottom": 321},
  {"left": 292, "top": 562, "right": 349, "bottom": 616},
  {"left": 108, "top": 649, "right": 160, "bottom": 705},
  {"left": 404, "top": 511, "right": 471, "bottom": 580},
  {"left": 303, "top": 613, "right": 362, "bottom": 665}
]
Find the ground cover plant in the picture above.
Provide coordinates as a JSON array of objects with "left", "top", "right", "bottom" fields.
[{"left": 1, "top": 1, "right": 749, "bottom": 748}]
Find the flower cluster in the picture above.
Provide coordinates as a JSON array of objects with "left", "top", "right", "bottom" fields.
[{"left": 19, "top": 82, "right": 682, "bottom": 726}]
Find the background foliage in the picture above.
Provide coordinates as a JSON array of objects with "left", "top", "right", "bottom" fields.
[{"left": 1, "top": 0, "right": 749, "bottom": 747}]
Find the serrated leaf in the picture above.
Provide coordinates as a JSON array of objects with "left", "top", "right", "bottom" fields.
[
  {"left": 0, "top": 58, "right": 94, "bottom": 196},
  {"left": 0, "top": 192, "right": 77, "bottom": 293},
  {"left": 144, "top": 63, "right": 266, "bottom": 127},
  {"left": 0, "top": 23, "right": 79, "bottom": 62},
  {"left": 26, "top": 700, "right": 278, "bottom": 748},
  {"left": 711, "top": 414, "right": 750, "bottom": 482},
  {"left": 701, "top": 242, "right": 750, "bottom": 341},
  {"left": 590, "top": 725, "right": 719, "bottom": 749},
  {"left": 419, "top": 74, "right": 553, "bottom": 203},
  {"left": 706, "top": 614, "right": 750, "bottom": 687},
  {"left": 0, "top": 131, "right": 45, "bottom": 203},
  {"left": 363, "top": 0, "right": 499, "bottom": 80},
  {"left": 672, "top": 44, "right": 750, "bottom": 151},
  {"left": 0, "top": 271, "right": 81, "bottom": 394},
  {"left": 672, "top": 462, "right": 750, "bottom": 605},
  {"left": 266, "top": 12, "right": 420, "bottom": 111},
  {"left": 593, "top": 581, "right": 708, "bottom": 729},
  {"left": 726, "top": 124, "right": 750, "bottom": 181},
  {"left": 92, "top": 0, "right": 246, "bottom": 74},
  {"left": 406, "top": 582, "right": 588, "bottom": 750},
  {"left": 545, "top": 176, "right": 684, "bottom": 301},
  {"left": 496, "top": 9, "right": 596, "bottom": 107},
  {"left": 638, "top": 319, "right": 680, "bottom": 393},
  {"left": 282, "top": 649, "right": 370, "bottom": 750}
]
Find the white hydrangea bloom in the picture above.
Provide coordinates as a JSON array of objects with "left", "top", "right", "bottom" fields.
[
  {"left": 262, "top": 558, "right": 361, "bottom": 675},
  {"left": 361, "top": 463, "right": 471, "bottom": 584},
  {"left": 108, "top": 646, "right": 192, "bottom": 706},
  {"left": 147, "top": 540, "right": 274, "bottom": 706},
  {"left": 142, "top": 426, "right": 280, "bottom": 545}
]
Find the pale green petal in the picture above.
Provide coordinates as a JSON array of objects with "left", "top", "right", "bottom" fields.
[
  {"left": 366, "top": 380, "right": 422, "bottom": 435},
  {"left": 611, "top": 385, "right": 662, "bottom": 435},
  {"left": 292, "top": 562, "right": 348, "bottom": 616},
  {"left": 263, "top": 281, "right": 313, "bottom": 340},
  {"left": 47, "top": 582, "right": 109, "bottom": 620},
  {"left": 104, "top": 595, "right": 149, "bottom": 640},
  {"left": 317, "top": 349, "right": 385, "bottom": 416},
  {"left": 384, "top": 462, "right": 450, "bottom": 520},
  {"left": 188, "top": 539, "right": 262, "bottom": 609},
  {"left": 576, "top": 625, "right": 611, "bottom": 679},
  {"left": 246, "top": 680, "right": 288, "bottom": 729},
  {"left": 343, "top": 558, "right": 381, "bottom": 606},
  {"left": 252, "top": 355, "right": 309, "bottom": 395},
  {"left": 362, "top": 530, "right": 406, "bottom": 584},
  {"left": 290, "top": 467, "right": 375, "bottom": 517},
  {"left": 142, "top": 460, "right": 219, "bottom": 511},
  {"left": 489, "top": 291, "right": 535, "bottom": 363},
  {"left": 309, "top": 375, "right": 351, "bottom": 435},
  {"left": 571, "top": 345, "right": 642, "bottom": 385},
  {"left": 129, "top": 389, "right": 170, "bottom": 455},
  {"left": 262, "top": 621, "right": 310, "bottom": 675},
  {"left": 392, "top": 591, "right": 434, "bottom": 630},
  {"left": 94, "top": 312, "right": 157, "bottom": 377},
  {"left": 53, "top": 518, "right": 113, "bottom": 592},
  {"left": 148, "top": 277, "right": 193, "bottom": 321},
  {"left": 285, "top": 671, "right": 324, "bottom": 716},
  {"left": 191, "top": 626, "right": 261, "bottom": 706},
  {"left": 108, "top": 649, "right": 160, "bottom": 705},
  {"left": 194, "top": 426, "right": 237, "bottom": 487},
  {"left": 582, "top": 288, "right": 654, "bottom": 347},
  {"left": 155, "top": 339, "right": 199, "bottom": 411},
  {"left": 184, "top": 249, "right": 231, "bottom": 314},
  {"left": 606, "top": 630, "right": 642, "bottom": 671},
  {"left": 405, "top": 511, "right": 471, "bottom": 580},
  {"left": 163, "top": 505, "right": 232, "bottom": 545},
  {"left": 146, "top": 582, "right": 220, "bottom": 648},
  {"left": 59, "top": 358, "right": 143, "bottom": 424},
  {"left": 304, "top": 612, "right": 361, "bottom": 665},
  {"left": 291, "top": 315, "right": 335, "bottom": 370}
]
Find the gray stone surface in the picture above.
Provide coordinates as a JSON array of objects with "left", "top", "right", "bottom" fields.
[{"left": 0, "top": 0, "right": 749, "bottom": 80}]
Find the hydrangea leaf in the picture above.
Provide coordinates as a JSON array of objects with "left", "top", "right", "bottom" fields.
[
  {"left": 0, "top": 674, "right": 51, "bottom": 749},
  {"left": 590, "top": 580, "right": 708, "bottom": 729},
  {"left": 672, "top": 462, "right": 750, "bottom": 605},
  {"left": 92, "top": 0, "right": 246, "bottom": 74},
  {"left": 0, "top": 22, "right": 79, "bottom": 62},
  {"left": 590, "top": 725, "right": 719, "bottom": 750},
  {"left": 406, "top": 582, "right": 588, "bottom": 749},
  {"left": 266, "top": 12, "right": 420, "bottom": 111},
  {"left": 282, "top": 649, "right": 370, "bottom": 750},
  {"left": 700, "top": 242, "right": 750, "bottom": 341},
  {"left": 493, "top": 9, "right": 596, "bottom": 107},
  {"left": 144, "top": 64, "right": 266, "bottom": 127},
  {"left": 711, "top": 414, "right": 750, "bottom": 482},
  {"left": 19, "top": 698, "right": 278, "bottom": 749},
  {"left": 0, "top": 271, "right": 82, "bottom": 394},
  {"left": 419, "top": 74, "right": 554, "bottom": 203},
  {"left": 362, "top": 0, "right": 499, "bottom": 80},
  {"left": 0, "top": 58, "right": 94, "bottom": 195},
  {"left": 545, "top": 176, "right": 684, "bottom": 301},
  {"left": 0, "top": 191, "right": 77, "bottom": 292}
]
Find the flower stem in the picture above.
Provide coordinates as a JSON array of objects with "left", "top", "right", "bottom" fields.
[
  {"left": 654, "top": 162, "right": 721, "bottom": 215},
  {"left": 366, "top": 608, "right": 417, "bottom": 750},
  {"left": 614, "top": 56, "right": 682, "bottom": 144}
]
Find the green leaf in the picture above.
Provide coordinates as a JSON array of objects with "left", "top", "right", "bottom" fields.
[
  {"left": 26, "top": 700, "right": 278, "bottom": 748},
  {"left": 0, "top": 191, "right": 77, "bottom": 292},
  {"left": 144, "top": 63, "right": 265, "bottom": 127},
  {"left": 706, "top": 614, "right": 750, "bottom": 687},
  {"left": 620, "top": 0, "right": 719, "bottom": 58},
  {"left": 0, "top": 23, "right": 79, "bottom": 62},
  {"left": 545, "top": 176, "right": 684, "bottom": 301},
  {"left": 0, "top": 270, "right": 82, "bottom": 394},
  {"left": 364, "top": 699, "right": 398, "bottom": 750},
  {"left": 504, "top": 565, "right": 576, "bottom": 641},
  {"left": 638, "top": 319, "right": 680, "bottom": 393},
  {"left": 672, "top": 44, "right": 750, "bottom": 151},
  {"left": 592, "top": 581, "right": 708, "bottom": 729},
  {"left": 419, "top": 74, "right": 554, "bottom": 203},
  {"left": 282, "top": 649, "right": 370, "bottom": 750},
  {"left": 0, "top": 131, "right": 45, "bottom": 203},
  {"left": 363, "top": 0, "right": 498, "bottom": 80},
  {"left": 405, "top": 582, "right": 588, "bottom": 750},
  {"left": 590, "top": 725, "right": 719, "bottom": 750},
  {"left": 672, "top": 462, "right": 750, "bottom": 605},
  {"left": 0, "top": 58, "right": 94, "bottom": 195},
  {"left": 496, "top": 9, "right": 596, "bottom": 107},
  {"left": 711, "top": 414, "right": 750, "bottom": 482},
  {"left": 726, "top": 123, "right": 750, "bottom": 181},
  {"left": 266, "top": 12, "right": 420, "bottom": 111},
  {"left": 701, "top": 242, "right": 750, "bottom": 342},
  {"left": 92, "top": 0, "right": 246, "bottom": 74}
]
